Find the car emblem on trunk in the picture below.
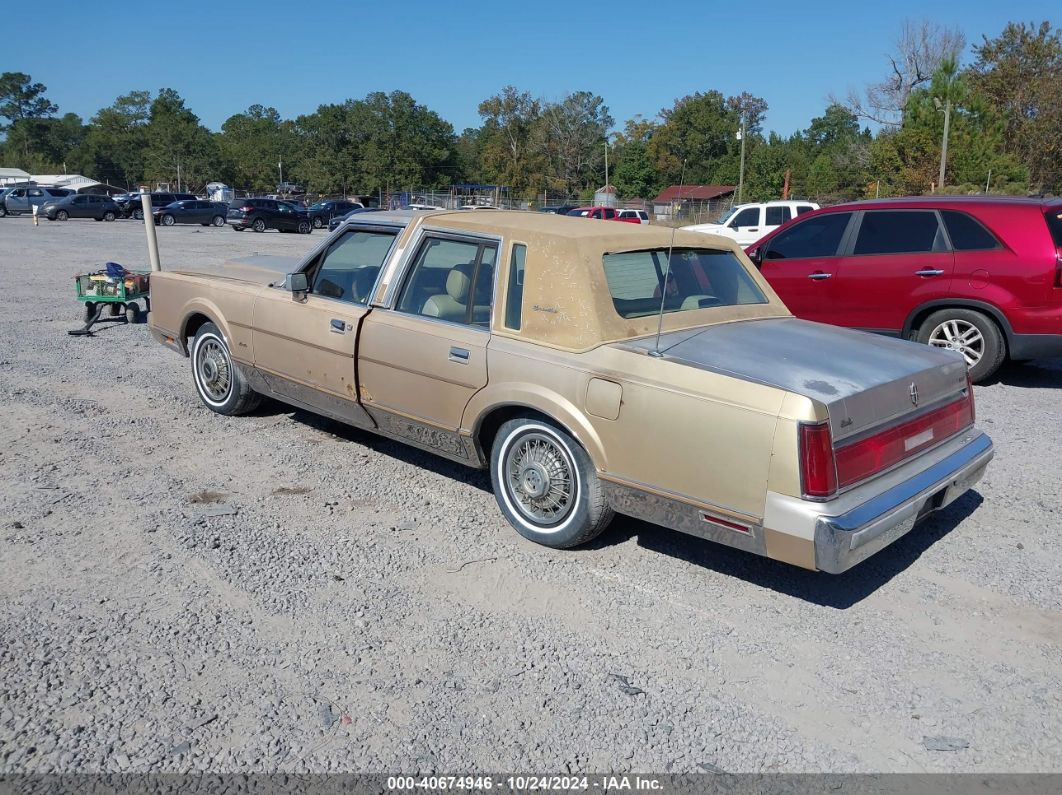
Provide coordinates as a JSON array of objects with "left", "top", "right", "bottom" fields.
[{"left": 909, "top": 382, "right": 920, "bottom": 406}]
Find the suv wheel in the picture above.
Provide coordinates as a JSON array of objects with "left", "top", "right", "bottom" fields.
[
  {"left": 56, "top": 210, "right": 69, "bottom": 221},
  {"left": 103, "top": 210, "right": 116, "bottom": 222},
  {"left": 918, "top": 308, "right": 1006, "bottom": 383},
  {"left": 212, "top": 215, "right": 225, "bottom": 227},
  {"left": 161, "top": 214, "right": 175, "bottom": 226},
  {"left": 133, "top": 209, "right": 144, "bottom": 220},
  {"left": 252, "top": 218, "right": 266, "bottom": 233},
  {"left": 297, "top": 220, "right": 311, "bottom": 234},
  {"left": 0, "top": 206, "right": 7, "bottom": 218},
  {"left": 312, "top": 217, "right": 323, "bottom": 229},
  {"left": 490, "top": 417, "right": 613, "bottom": 548}
]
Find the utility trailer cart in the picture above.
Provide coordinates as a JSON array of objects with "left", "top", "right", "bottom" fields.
[{"left": 70, "top": 269, "right": 151, "bottom": 335}]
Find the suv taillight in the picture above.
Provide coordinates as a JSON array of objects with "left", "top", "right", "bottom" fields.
[
  {"left": 799, "top": 422, "right": 837, "bottom": 499},
  {"left": 239, "top": 205, "right": 254, "bottom": 213}
]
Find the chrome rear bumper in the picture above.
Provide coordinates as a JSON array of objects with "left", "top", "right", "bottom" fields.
[{"left": 813, "top": 432, "right": 993, "bottom": 573}]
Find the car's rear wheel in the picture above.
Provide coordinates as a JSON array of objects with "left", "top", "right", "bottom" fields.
[
  {"left": 312, "top": 217, "right": 323, "bottom": 229},
  {"left": 252, "top": 218, "right": 266, "bottom": 233},
  {"left": 190, "top": 322, "right": 261, "bottom": 415},
  {"left": 103, "top": 210, "right": 116, "bottom": 222},
  {"left": 0, "top": 206, "right": 7, "bottom": 218},
  {"left": 133, "top": 209, "right": 144, "bottom": 220},
  {"left": 297, "top": 220, "right": 311, "bottom": 234},
  {"left": 212, "top": 215, "right": 225, "bottom": 227},
  {"left": 918, "top": 308, "right": 1006, "bottom": 383},
  {"left": 490, "top": 416, "right": 613, "bottom": 548},
  {"left": 161, "top": 214, "right": 175, "bottom": 226}
]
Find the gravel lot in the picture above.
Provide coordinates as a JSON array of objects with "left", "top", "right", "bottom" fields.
[{"left": 1, "top": 215, "right": 1060, "bottom": 775}]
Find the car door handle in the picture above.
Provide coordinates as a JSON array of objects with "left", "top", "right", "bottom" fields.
[
  {"left": 808, "top": 272, "right": 832, "bottom": 280},
  {"left": 747, "top": 228, "right": 759, "bottom": 232},
  {"left": 448, "top": 346, "right": 470, "bottom": 364},
  {"left": 330, "top": 319, "right": 347, "bottom": 334},
  {"left": 915, "top": 269, "right": 945, "bottom": 277}
]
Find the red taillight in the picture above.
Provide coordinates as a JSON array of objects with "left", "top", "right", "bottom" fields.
[
  {"left": 800, "top": 422, "right": 837, "bottom": 499},
  {"left": 834, "top": 392, "right": 975, "bottom": 489},
  {"left": 239, "top": 205, "right": 254, "bottom": 213}
]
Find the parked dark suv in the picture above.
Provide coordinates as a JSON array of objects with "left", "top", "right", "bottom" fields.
[
  {"left": 153, "top": 200, "right": 229, "bottom": 227},
  {"left": 746, "top": 196, "right": 1062, "bottom": 381},
  {"left": 227, "top": 198, "right": 311, "bottom": 234}
]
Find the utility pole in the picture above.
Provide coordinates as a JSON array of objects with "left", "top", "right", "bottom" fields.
[
  {"left": 737, "top": 115, "right": 747, "bottom": 204},
  {"left": 937, "top": 97, "right": 951, "bottom": 192},
  {"left": 604, "top": 140, "right": 609, "bottom": 190}
]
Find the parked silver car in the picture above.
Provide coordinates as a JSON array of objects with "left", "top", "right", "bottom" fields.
[{"left": 0, "top": 186, "right": 74, "bottom": 217}]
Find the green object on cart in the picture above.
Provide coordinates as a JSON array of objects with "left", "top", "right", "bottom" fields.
[{"left": 74, "top": 269, "right": 150, "bottom": 303}]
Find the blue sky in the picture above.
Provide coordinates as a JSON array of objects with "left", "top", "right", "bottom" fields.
[{"left": 2, "top": 1, "right": 1052, "bottom": 137}]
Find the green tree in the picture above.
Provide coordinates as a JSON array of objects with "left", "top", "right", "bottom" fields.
[
  {"left": 78, "top": 91, "right": 151, "bottom": 187},
  {"left": 143, "top": 89, "right": 220, "bottom": 191},
  {"left": 968, "top": 20, "right": 1061, "bottom": 192},
  {"left": 0, "top": 72, "right": 60, "bottom": 163},
  {"left": 536, "top": 91, "right": 613, "bottom": 196},
  {"left": 220, "top": 105, "right": 298, "bottom": 193},
  {"left": 477, "top": 86, "right": 545, "bottom": 197}
]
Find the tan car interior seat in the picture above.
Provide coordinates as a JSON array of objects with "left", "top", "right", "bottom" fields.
[{"left": 421, "top": 262, "right": 492, "bottom": 324}]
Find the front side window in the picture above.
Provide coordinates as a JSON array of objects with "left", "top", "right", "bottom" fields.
[
  {"left": 310, "top": 228, "right": 398, "bottom": 304},
  {"left": 730, "top": 207, "right": 760, "bottom": 228},
  {"left": 941, "top": 210, "right": 1001, "bottom": 251},
  {"left": 765, "top": 206, "right": 792, "bottom": 226},
  {"left": 602, "top": 248, "right": 768, "bottom": 319},
  {"left": 853, "top": 210, "right": 945, "bottom": 255},
  {"left": 397, "top": 237, "right": 497, "bottom": 326},
  {"left": 764, "top": 212, "right": 851, "bottom": 260}
]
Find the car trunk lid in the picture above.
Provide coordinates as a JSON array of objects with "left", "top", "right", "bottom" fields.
[{"left": 617, "top": 317, "right": 969, "bottom": 444}]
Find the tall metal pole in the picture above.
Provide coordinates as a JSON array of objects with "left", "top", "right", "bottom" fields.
[
  {"left": 604, "top": 140, "right": 609, "bottom": 190},
  {"left": 737, "top": 116, "right": 747, "bottom": 204},
  {"left": 938, "top": 98, "right": 951, "bottom": 192},
  {"left": 139, "top": 187, "right": 161, "bottom": 272}
]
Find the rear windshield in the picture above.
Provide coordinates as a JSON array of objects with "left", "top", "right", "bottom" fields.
[
  {"left": 602, "top": 248, "right": 768, "bottom": 319},
  {"left": 1046, "top": 209, "right": 1062, "bottom": 247}
]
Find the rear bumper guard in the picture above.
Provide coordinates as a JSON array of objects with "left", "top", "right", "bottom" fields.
[{"left": 814, "top": 432, "right": 994, "bottom": 573}]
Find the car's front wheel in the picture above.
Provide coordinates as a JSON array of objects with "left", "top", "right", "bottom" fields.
[
  {"left": 190, "top": 322, "right": 261, "bottom": 415},
  {"left": 297, "top": 220, "right": 311, "bottom": 234},
  {"left": 490, "top": 417, "right": 613, "bottom": 548},
  {"left": 161, "top": 214, "right": 175, "bottom": 226},
  {"left": 918, "top": 308, "right": 1005, "bottom": 383},
  {"left": 56, "top": 210, "right": 69, "bottom": 221}
]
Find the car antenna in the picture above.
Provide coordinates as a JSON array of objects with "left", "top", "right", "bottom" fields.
[{"left": 649, "top": 159, "right": 686, "bottom": 358}]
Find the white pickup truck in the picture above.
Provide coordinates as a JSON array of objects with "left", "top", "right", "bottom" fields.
[{"left": 683, "top": 200, "right": 819, "bottom": 247}]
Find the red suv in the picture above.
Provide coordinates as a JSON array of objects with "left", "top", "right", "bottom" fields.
[{"left": 746, "top": 197, "right": 1062, "bottom": 382}]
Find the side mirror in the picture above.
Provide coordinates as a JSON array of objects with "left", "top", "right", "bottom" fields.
[
  {"left": 747, "top": 248, "right": 762, "bottom": 267},
  {"left": 288, "top": 272, "right": 308, "bottom": 302}
]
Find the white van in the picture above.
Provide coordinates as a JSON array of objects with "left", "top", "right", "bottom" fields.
[{"left": 682, "top": 200, "right": 819, "bottom": 246}]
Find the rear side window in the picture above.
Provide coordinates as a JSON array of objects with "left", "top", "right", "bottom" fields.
[
  {"left": 505, "top": 244, "right": 526, "bottom": 330},
  {"left": 853, "top": 210, "right": 945, "bottom": 255},
  {"left": 602, "top": 248, "right": 768, "bottom": 319},
  {"left": 764, "top": 212, "right": 851, "bottom": 260},
  {"left": 1043, "top": 209, "right": 1062, "bottom": 247},
  {"left": 796, "top": 205, "right": 816, "bottom": 215},
  {"left": 765, "top": 206, "right": 791, "bottom": 226},
  {"left": 941, "top": 211, "right": 1000, "bottom": 251}
]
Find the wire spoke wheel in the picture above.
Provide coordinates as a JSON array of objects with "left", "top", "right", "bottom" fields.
[
  {"left": 928, "top": 319, "right": 984, "bottom": 367},
  {"left": 504, "top": 432, "right": 576, "bottom": 527},
  {"left": 196, "top": 339, "right": 232, "bottom": 403}
]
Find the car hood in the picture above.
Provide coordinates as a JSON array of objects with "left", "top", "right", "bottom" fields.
[
  {"left": 172, "top": 255, "right": 300, "bottom": 286},
  {"left": 614, "top": 318, "right": 968, "bottom": 443}
]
